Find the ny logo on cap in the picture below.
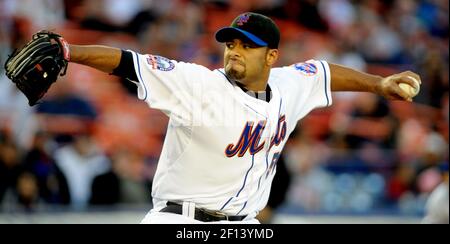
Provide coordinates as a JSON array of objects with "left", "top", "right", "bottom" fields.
[{"left": 236, "top": 14, "right": 250, "bottom": 26}]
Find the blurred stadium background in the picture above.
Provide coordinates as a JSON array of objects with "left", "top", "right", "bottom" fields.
[{"left": 0, "top": 0, "right": 448, "bottom": 224}]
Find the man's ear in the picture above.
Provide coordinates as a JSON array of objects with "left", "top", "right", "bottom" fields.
[{"left": 266, "top": 49, "right": 279, "bottom": 66}]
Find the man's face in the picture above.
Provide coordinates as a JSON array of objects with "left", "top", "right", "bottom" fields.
[{"left": 224, "top": 39, "right": 269, "bottom": 82}]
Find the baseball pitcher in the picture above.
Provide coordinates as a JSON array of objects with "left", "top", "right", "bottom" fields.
[{"left": 5, "top": 12, "right": 421, "bottom": 223}]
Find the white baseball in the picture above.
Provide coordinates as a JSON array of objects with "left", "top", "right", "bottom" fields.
[{"left": 399, "top": 76, "right": 420, "bottom": 98}]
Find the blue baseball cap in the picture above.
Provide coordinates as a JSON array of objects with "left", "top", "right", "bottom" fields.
[{"left": 215, "top": 12, "right": 280, "bottom": 49}]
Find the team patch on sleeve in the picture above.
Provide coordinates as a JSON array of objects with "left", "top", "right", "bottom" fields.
[
  {"left": 293, "top": 62, "right": 318, "bottom": 76},
  {"left": 146, "top": 55, "right": 175, "bottom": 71}
]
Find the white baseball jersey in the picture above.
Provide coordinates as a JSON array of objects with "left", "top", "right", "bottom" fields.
[{"left": 129, "top": 51, "right": 332, "bottom": 218}]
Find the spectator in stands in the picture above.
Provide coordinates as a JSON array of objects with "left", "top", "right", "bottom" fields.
[
  {"left": 422, "top": 163, "right": 449, "bottom": 224},
  {"left": 54, "top": 131, "right": 110, "bottom": 210},
  {"left": 0, "top": 130, "right": 39, "bottom": 211},
  {"left": 22, "top": 131, "right": 70, "bottom": 205},
  {"left": 15, "top": 172, "right": 39, "bottom": 211},
  {"left": 90, "top": 148, "right": 152, "bottom": 206}
]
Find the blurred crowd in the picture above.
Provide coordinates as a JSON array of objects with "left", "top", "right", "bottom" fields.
[{"left": 0, "top": 0, "right": 448, "bottom": 216}]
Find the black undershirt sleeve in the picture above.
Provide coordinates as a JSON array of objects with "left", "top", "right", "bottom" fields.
[{"left": 111, "top": 50, "right": 138, "bottom": 82}]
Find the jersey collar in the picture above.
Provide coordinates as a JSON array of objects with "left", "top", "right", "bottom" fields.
[{"left": 217, "top": 69, "right": 272, "bottom": 103}]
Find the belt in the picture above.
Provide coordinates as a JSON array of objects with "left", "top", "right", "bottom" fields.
[{"left": 160, "top": 202, "right": 247, "bottom": 222}]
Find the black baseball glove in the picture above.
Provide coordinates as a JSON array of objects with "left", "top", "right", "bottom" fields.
[{"left": 4, "top": 31, "right": 70, "bottom": 106}]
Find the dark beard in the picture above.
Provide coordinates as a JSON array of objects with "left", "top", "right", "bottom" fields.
[{"left": 225, "top": 68, "right": 245, "bottom": 81}]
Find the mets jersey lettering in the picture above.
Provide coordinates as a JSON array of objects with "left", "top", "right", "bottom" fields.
[
  {"left": 270, "top": 115, "right": 287, "bottom": 150},
  {"left": 225, "top": 121, "right": 266, "bottom": 157},
  {"left": 226, "top": 115, "right": 287, "bottom": 158}
]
